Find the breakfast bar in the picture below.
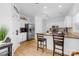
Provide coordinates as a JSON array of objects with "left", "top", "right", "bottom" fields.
[{"left": 43, "top": 33, "right": 79, "bottom": 55}]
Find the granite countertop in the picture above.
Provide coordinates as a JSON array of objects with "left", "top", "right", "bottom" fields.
[
  {"left": 43, "top": 32, "right": 79, "bottom": 39},
  {"left": 65, "top": 33, "right": 79, "bottom": 39}
]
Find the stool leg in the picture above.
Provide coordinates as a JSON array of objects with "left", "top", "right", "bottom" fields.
[
  {"left": 45, "top": 40, "right": 47, "bottom": 52},
  {"left": 62, "top": 46, "right": 64, "bottom": 56},
  {"left": 53, "top": 44, "right": 55, "bottom": 56},
  {"left": 42, "top": 42, "right": 44, "bottom": 52},
  {"left": 53, "top": 49, "right": 54, "bottom": 56},
  {"left": 37, "top": 41, "right": 39, "bottom": 50},
  {"left": 40, "top": 42, "right": 42, "bottom": 48}
]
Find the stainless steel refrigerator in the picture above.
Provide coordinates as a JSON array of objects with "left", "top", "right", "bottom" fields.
[{"left": 25, "top": 23, "right": 35, "bottom": 41}]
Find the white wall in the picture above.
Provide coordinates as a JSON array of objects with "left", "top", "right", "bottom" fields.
[
  {"left": 0, "top": 3, "right": 12, "bottom": 34},
  {"left": 35, "top": 16, "right": 43, "bottom": 33}
]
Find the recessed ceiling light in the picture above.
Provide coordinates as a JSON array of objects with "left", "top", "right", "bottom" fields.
[
  {"left": 58, "top": 5, "right": 62, "bottom": 8},
  {"left": 44, "top": 6, "right": 47, "bottom": 9},
  {"left": 35, "top": 3, "right": 39, "bottom": 4}
]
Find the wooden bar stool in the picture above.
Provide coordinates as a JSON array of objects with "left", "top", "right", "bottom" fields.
[
  {"left": 37, "top": 33, "right": 47, "bottom": 52},
  {"left": 53, "top": 32, "right": 64, "bottom": 56}
]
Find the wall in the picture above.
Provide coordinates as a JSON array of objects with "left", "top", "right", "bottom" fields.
[
  {"left": 0, "top": 3, "right": 12, "bottom": 34},
  {"left": 35, "top": 16, "right": 43, "bottom": 33}
]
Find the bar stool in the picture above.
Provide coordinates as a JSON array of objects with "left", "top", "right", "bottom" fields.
[
  {"left": 37, "top": 33, "right": 47, "bottom": 52},
  {"left": 53, "top": 32, "right": 64, "bottom": 56}
]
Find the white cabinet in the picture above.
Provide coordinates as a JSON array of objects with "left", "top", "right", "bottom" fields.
[
  {"left": 44, "top": 36, "right": 53, "bottom": 50},
  {"left": 20, "top": 33, "right": 27, "bottom": 42},
  {"left": 64, "top": 38, "right": 79, "bottom": 55}
]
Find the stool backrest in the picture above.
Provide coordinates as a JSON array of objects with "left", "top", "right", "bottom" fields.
[
  {"left": 53, "top": 32, "right": 64, "bottom": 56},
  {"left": 37, "top": 33, "right": 44, "bottom": 40},
  {"left": 53, "top": 32, "right": 64, "bottom": 46}
]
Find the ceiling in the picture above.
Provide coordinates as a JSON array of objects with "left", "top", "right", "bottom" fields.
[{"left": 15, "top": 3, "right": 73, "bottom": 18}]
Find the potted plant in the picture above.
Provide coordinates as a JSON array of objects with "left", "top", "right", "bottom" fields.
[{"left": 0, "top": 26, "right": 8, "bottom": 43}]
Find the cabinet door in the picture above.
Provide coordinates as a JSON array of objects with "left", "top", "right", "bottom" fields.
[
  {"left": 44, "top": 36, "right": 53, "bottom": 50},
  {"left": 20, "top": 33, "right": 27, "bottom": 42}
]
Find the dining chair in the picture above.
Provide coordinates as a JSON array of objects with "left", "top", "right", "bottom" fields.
[
  {"left": 53, "top": 32, "right": 64, "bottom": 56},
  {"left": 37, "top": 33, "right": 47, "bottom": 52}
]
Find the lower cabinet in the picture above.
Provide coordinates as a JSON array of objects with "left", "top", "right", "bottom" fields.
[{"left": 20, "top": 33, "right": 27, "bottom": 43}]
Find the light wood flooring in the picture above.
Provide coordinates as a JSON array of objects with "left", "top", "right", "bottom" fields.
[
  {"left": 14, "top": 39, "right": 69, "bottom": 56},
  {"left": 14, "top": 39, "right": 53, "bottom": 56}
]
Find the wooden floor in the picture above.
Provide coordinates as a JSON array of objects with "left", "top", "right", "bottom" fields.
[
  {"left": 14, "top": 39, "right": 54, "bottom": 56},
  {"left": 14, "top": 39, "right": 69, "bottom": 56}
]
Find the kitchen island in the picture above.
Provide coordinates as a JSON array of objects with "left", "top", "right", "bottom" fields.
[{"left": 43, "top": 32, "right": 79, "bottom": 55}]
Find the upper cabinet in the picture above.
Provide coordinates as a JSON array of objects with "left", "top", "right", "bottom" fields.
[{"left": 73, "top": 12, "right": 79, "bottom": 32}]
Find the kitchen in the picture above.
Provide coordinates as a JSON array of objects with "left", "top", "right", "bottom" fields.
[{"left": 0, "top": 3, "right": 79, "bottom": 56}]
